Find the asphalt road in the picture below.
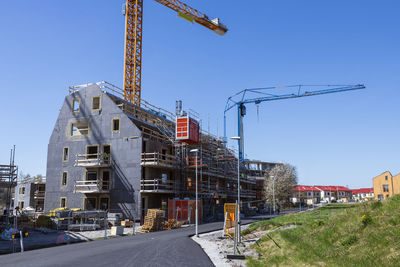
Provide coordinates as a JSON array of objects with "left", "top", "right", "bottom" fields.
[{"left": 0, "top": 213, "right": 282, "bottom": 267}]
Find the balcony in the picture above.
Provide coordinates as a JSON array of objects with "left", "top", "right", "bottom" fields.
[
  {"left": 34, "top": 190, "right": 45, "bottom": 199},
  {"left": 140, "top": 178, "right": 174, "bottom": 193},
  {"left": 141, "top": 152, "right": 176, "bottom": 168},
  {"left": 74, "top": 180, "right": 110, "bottom": 193},
  {"left": 74, "top": 153, "right": 111, "bottom": 168}
]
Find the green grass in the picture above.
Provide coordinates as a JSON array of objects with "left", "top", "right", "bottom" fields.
[{"left": 245, "top": 197, "right": 400, "bottom": 267}]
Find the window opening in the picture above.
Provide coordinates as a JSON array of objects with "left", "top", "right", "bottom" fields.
[
  {"left": 102, "top": 171, "right": 110, "bottom": 190},
  {"left": 71, "top": 122, "right": 89, "bottom": 136},
  {"left": 87, "top": 146, "right": 98, "bottom": 159},
  {"left": 72, "top": 99, "right": 80, "bottom": 113},
  {"left": 112, "top": 119, "right": 120, "bottom": 132},
  {"left": 62, "top": 172, "right": 68, "bottom": 186},
  {"left": 92, "top": 96, "right": 101, "bottom": 110},
  {"left": 60, "top": 198, "right": 67, "bottom": 208},
  {"left": 63, "top": 147, "right": 69, "bottom": 161},
  {"left": 84, "top": 198, "right": 97, "bottom": 210},
  {"left": 99, "top": 197, "right": 109, "bottom": 210},
  {"left": 103, "top": 145, "right": 111, "bottom": 162},
  {"left": 86, "top": 171, "right": 97, "bottom": 181}
]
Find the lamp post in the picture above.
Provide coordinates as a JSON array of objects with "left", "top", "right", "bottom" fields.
[
  {"left": 271, "top": 175, "right": 276, "bottom": 215},
  {"left": 190, "top": 148, "right": 199, "bottom": 237},
  {"left": 230, "top": 136, "right": 241, "bottom": 252}
]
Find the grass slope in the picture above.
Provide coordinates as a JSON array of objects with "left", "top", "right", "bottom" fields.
[{"left": 245, "top": 196, "right": 400, "bottom": 266}]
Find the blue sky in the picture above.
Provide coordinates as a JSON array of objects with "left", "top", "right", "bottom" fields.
[{"left": 0, "top": 0, "right": 399, "bottom": 188}]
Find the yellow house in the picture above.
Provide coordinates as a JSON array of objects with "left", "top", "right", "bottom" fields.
[{"left": 373, "top": 171, "right": 400, "bottom": 200}]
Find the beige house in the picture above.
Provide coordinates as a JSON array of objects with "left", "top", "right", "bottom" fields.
[{"left": 373, "top": 171, "right": 400, "bottom": 200}]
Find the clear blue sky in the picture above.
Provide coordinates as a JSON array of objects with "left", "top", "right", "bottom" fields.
[{"left": 0, "top": 0, "right": 399, "bottom": 188}]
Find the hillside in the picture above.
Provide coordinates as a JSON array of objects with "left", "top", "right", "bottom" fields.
[{"left": 244, "top": 197, "right": 400, "bottom": 266}]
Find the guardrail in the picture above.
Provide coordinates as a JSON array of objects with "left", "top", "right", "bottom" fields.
[
  {"left": 34, "top": 191, "right": 45, "bottom": 198},
  {"left": 75, "top": 153, "right": 111, "bottom": 167},
  {"left": 141, "top": 152, "right": 176, "bottom": 168},
  {"left": 140, "top": 178, "right": 174, "bottom": 193},
  {"left": 74, "top": 180, "right": 110, "bottom": 193}
]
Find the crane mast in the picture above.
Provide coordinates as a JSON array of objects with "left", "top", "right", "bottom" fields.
[
  {"left": 123, "top": 0, "right": 143, "bottom": 106},
  {"left": 123, "top": 0, "right": 228, "bottom": 106}
]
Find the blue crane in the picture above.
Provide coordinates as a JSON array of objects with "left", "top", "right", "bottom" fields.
[{"left": 223, "top": 84, "right": 366, "bottom": 162}]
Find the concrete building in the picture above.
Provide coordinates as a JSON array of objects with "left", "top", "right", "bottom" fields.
[
  {"left": 244, "top": 160, "right": 281, "bottom": 201},
  {"left": 14, "top": 176, "right": 46, "bottom": 212},
  {"left": 45, "top": 82, "right": 263, "bottom": 221},
  {"left": 373, "top": 171, "right": 400, "bottom": 200},
  {"left": 351, "top": 188, "right": 374, "bottom": 202}
]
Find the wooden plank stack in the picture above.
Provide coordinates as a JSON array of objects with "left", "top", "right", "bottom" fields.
[{"left": 141, "top": 209, "right": 165, "bottom": 232}]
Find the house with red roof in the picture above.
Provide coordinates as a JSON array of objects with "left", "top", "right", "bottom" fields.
[
  {"left": 292, "top": 185, "right": 321, "bottom": 205},
  {"left": 315, "top": 186, "right": 352, "bottom": 203},
  {"left": 351, "top": 188, "right": 374, "bottom": 202}
]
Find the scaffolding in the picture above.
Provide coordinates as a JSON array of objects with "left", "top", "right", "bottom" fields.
[
  {"left": 69, "top": 82, "right": 260, "bottom": 219},
  {"left": 1, "top": 146, "right": 18, "bottom": 226}
]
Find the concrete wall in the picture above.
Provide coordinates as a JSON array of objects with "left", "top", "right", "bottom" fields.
[
  {"left": 14, "top": 181, "right": 33, "bottom": 209},
  {"left": 45, "top": 85, "right": 142, "bottom": 219}
]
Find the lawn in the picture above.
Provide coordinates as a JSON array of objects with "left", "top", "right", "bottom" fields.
[{"left": 245, "top": 197, "right": 400, "bottom": 266}]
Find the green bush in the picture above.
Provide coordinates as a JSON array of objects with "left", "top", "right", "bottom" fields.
[{"left": 361, "top": 213, "right": 373, "bottom": 227}]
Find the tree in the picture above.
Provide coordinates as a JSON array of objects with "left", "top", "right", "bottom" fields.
[{"left": 263, "top": 164, "right": 298, "bottom": 207}]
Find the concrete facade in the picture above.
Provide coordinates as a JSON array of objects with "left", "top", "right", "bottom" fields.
[
  {"left": 45, "top": 83, "right": 267, "bottom": 222},
  {"left": 14, "top": 177, "right": 46, "bottom": 212},
  {"left": 45, "top": 85, "right": 142, "bottom": 219}
]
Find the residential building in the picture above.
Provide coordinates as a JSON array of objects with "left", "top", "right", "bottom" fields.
[
  {"left": 244, "top": 160, "right": 281, "bottom": 201},
  {"left": 373, "top": 171, "right": 400, "bottom": 200},
  {"left": 292, "top": 185, "right": 321, "bottom": 205},
  {"left": 351, "top": 188, "right": 374, "bottom": 202},
  {"left": 14, "top": 176, "right": 46, "bottom": 212},
  {"left": 315, "top": 186, "right": 352, "bottom": 202},
  {"left": 45, "top": 82, "right": 260, "bottom": 221}
]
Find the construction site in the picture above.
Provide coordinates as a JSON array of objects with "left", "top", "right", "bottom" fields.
[{"left": 0, "top": 0, "right": 372, "bottom": 263}]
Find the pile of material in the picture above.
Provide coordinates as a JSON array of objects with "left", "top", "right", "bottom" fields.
[
  {"left": 164, "top": 219, "right": 185, "bottom": 230},
  {"left": 141, "top": 209, "right": 165, "bottom": 232}
]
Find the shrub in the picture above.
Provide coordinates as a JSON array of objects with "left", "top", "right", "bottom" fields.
[{"left": 361, "top": 213, "right": 373, "bottom": 227}]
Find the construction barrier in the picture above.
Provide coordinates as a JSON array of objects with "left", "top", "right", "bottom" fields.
[
  {"left": 223, "top": 203, "right": 238, "bottom": 237},
  {"left": 168, "top": 199, "right": 201, "bottom": 224}
]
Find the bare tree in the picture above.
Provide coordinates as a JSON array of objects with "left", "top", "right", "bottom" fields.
[{"left": 263, "top": 164, "right": 298, "bottom": 207}]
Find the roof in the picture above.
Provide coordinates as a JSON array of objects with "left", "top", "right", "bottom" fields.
[
  {"left": 293, "top": 185, "right": 320, "bottom": 192},
  {"left": 352, "top": 188, "right": 373, "bottom": 194},
  {"left": 314, "top": 186, "right": 352, "bottom": 192}
]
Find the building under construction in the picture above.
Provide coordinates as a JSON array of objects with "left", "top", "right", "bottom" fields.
[
  {"left": 44, "top": 82, "right": 274, "bottom": 222},
  {"left": 0, "top": 158, "right": 18, "bottom": 219}
]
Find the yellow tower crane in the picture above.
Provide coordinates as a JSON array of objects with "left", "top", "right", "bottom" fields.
[{"left": 123, "top": 0, "right": 228, "bottom": 106}]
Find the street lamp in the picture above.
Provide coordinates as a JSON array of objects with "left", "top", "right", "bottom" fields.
[
  {"left": 271, "top": 175, "right": 276, "bottom": 215},
  {"left": 230, "top": 136, "right": 241, "bottom": 253},
  {"left": 190, "top": 148, "right": 199, "bottom": 237}
]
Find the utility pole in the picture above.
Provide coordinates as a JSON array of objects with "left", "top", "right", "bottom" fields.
[
  {"left": 272, "top": 176, "right": 276, "bottom": 215},
  {"left": 190, "top": 149, "right": 199, "bottom": 237}
]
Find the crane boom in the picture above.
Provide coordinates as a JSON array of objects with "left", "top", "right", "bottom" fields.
[
  {"left": 154, "top": 0, "right": 228, "bottom": 35},
  {"left": 223, "top": 84, "right": 366, "bottom": 161},
  {"left": 123, "top": 0, "right": 227, "bottom": 106}
]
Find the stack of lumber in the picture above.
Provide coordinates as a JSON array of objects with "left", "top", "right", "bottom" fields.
[
  {"left": 164, "top": 219, "right": 185, "bottom": 230},
  {"left": 141, "top": 209, "right": 164, "bottom": 232}
]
